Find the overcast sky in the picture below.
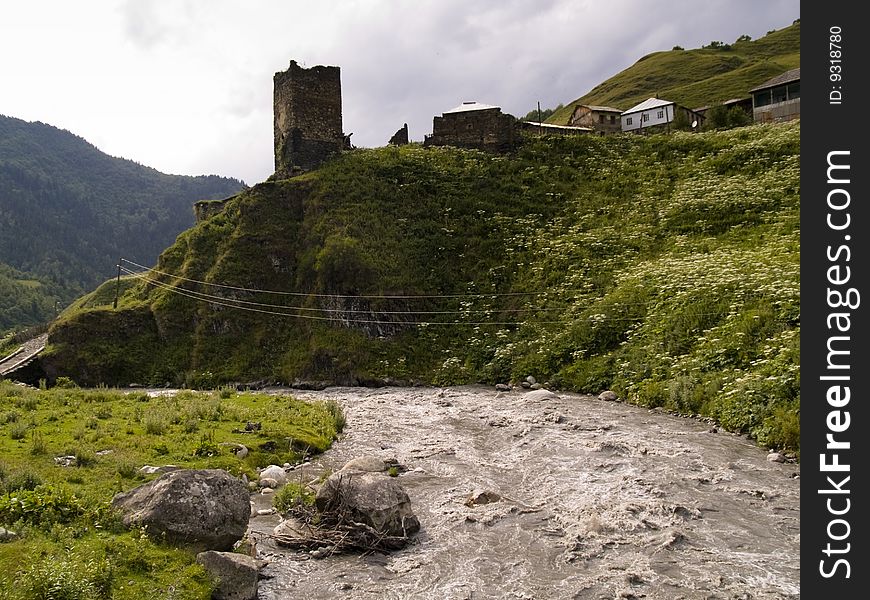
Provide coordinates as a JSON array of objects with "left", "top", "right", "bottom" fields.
[{"left": 1, "top": 0, "right": 799, "bottom": 185}]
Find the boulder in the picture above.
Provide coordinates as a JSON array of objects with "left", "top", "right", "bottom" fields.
[
  {"left": 196, "top": 551, "right": 258, "bottom": 600},
  {"left": 259, "top": 465, "right": 288, "bottom": 485},
  {"left": 598, "top": 390, "right": 619, "bottom": 402},
  {"left": 0, "top": 527, "right": 19, "bottom": 542},
  {"left": 112, "top": 469, "right": 250, "bottom": 552},
  {"left": 523, "top": 389, "right": 558, "bottom": 401},
  {"left": 315, "top": 471, "right": 420, "bottom": 538}
]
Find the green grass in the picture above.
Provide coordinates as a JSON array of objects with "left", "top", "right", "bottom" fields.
[
  {"left": 45, "top": 122, "right": 800, "bottom": 454},
  {"left": 0, "top": 382, "right": 344, "bottom": 599},
  {"left": 547, "top": 21, "right": 800, "bottom": 123}
]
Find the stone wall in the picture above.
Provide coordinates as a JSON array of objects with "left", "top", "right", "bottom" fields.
[
  {"left": 424, "top": 108, "right": 517, "bottom": 152},
  {"left": 389, "top": 123, "right": 409, "bottom": 146},
  {"left": 273, "top": 60, "right": 343, "bottom": 174}
]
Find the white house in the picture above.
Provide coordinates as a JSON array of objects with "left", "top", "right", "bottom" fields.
[{"left": 620, "top": 97, "right": 702, "bottom": 133}]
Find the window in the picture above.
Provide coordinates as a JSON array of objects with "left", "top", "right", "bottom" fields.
[
  {"left": 599, "top": 114, "right": 606, "bottom": 123},
  {"left": 754, "top": 90, "right": 772, "bottom": 107},
  {"left": 626, "top": 117, "right": 633, "bottom": 125},
  {"left": 610, "top": 115, "right": 616, "bottom": 124},
  {"left": 657, "top": 110, "right": 664, "bottom": 119},
  {"left": 642, "top": 113, "right": 649, "bottom": 122},
  {"left": 787, "top": 81, "right": 800, "bottom": 99},
  {"left": 772, "top": 85, "right": 788, "bottom": 104}
]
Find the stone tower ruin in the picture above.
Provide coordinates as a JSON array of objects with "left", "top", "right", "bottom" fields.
[{"left": 273, "top": 60, "right": 343, "bottom": 174}]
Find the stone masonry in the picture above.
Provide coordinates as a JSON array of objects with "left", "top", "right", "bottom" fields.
[
  {"left": 273, "top": 60, "right": 343, "bottom": 174},
  {"left": 424, "top": 103, "right": 517, "bottom": 152}
]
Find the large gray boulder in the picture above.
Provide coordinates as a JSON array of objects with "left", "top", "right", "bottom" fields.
[
  {"left": 112, "top": 469, "right": 250, "bottom": 551},
  {"left": 315, "top": 471, "right": 420, "bottom": 538},
  {"left": 196, "top": 551, "right": 258, "bottom": 600}
]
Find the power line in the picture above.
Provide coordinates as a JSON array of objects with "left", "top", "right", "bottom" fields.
[
  {"left": 119, "top": 266, "right": 573, "bottom": 315},
  {"left": 120, "top": 258, "right": 581, "bottom": 300},
  {"left": 129, "top": 269, "right": 579, "bottom": 326}
]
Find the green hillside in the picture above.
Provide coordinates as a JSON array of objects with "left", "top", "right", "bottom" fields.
[
  {"left": 44, "top": 122, "right": 800, "bottom": 453},
  {"left": 0, "top": 115, "right": 245, "bottom": 333},
  {"left": 547, "top": 20, "right": 800, "bottom": 123}
]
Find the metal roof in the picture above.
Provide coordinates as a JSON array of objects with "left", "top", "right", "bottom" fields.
[
  {"left": 621, "top": 97, "right": 674, "bottom": 116},
  {"left": 581, "top": 105, "right": 623, "bottom": 113},
  {"left": 749, "top": 68, "right": 800, "bottom": 92},
  {"left": 694, "top": 97, "right": 750, "bottom": 112},
  {"left": 443, "top": 101, "right": 500, "bottom": 114},
  {"left": 521, "top": 121, "right": 593, "bottom": 132}
]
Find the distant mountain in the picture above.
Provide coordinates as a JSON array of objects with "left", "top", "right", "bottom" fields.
[
  {"left": 0, "top": 114, "right": 245, "bottom": 332},
  {"left": 547, "top": 20, "right": 800, "bottom": 123}
]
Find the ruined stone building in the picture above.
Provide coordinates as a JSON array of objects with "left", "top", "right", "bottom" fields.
[
  {"left": 273, "top": 60, "right": 344, "bottom": 174},
  {"left": 388, "top": 123, "right": 409, "bottom": 146},
  {"left": 424, "top": 102, "right": 517, "bottom": 152}
]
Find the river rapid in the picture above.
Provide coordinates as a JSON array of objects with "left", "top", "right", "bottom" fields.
[{"left": 249, "top": 386, "right": 800, "bottom": 600}]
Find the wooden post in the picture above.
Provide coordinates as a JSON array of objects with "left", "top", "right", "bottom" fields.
[
  {"left": 537, "top": 101, "right": 543, "bottom": 134},
  {"left": 113, "top": 260, "right": 122, "bottom": 309}
]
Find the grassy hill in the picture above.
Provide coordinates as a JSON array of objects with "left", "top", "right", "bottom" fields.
[
  {"left": 547, "top": 20, "right": 800, "bottom": 123},
  {"left": 0, "top": 115, "right": 245, "bottom": 333},
  {"left": 43, "top": 122, "right": 800, "bottom": 453}
]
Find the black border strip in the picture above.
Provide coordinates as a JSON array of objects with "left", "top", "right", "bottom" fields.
[{"left": 802, "top": 3, "right": 868, "bottom": 594}]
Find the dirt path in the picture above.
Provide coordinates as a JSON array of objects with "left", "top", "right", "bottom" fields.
[
  {"left": 250, "top": 386, "right": 800, "bottom": 600},
  {"left": 0, "top": 334, "right": 48, "bottom": 377}
]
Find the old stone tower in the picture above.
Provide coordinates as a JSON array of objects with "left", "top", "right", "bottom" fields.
[{"left": 273, "top": 60, "right": 343, "bottom": 174}]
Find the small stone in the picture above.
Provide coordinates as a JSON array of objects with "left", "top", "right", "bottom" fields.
[
  {"left": 598, "top": 390, "right": 619, "bottom": 402},
  {"left": 311, "top": 547, "right": 330, "bottom": 559},
  {"left": 260, "top": 487, "right": 275, "bottom": 495},
  {"left": 54, "top": 455, "right": 77, "bottom": 467},
  {"left": 95, "top": 449, "right": 113, "bottom": 456},
  {"left": 0, "top": 527, "right": 19, "bottom": 542},
  {"left": 530, "top": 383, "right": 542, "bottom": 390},
  {"left": 340, "top": 456, "right": 387, "bottom": 473},
  {"left": 465, "top": 489, "right": 501, "bottom": 507},
  {"left": 520, "top": 381, "right": 531, "bottom": 389},
  {"left": 259, "top": 465, "right": 288, "bottom": 485},
  {"left": 257, "top": 508, "right": 275, "bottom": 516},
  {"left": 524, "top": 389, "right": 558, "bottom": 401},
  {"left": 526, "top": 375, "right": 536, "bottom": 385},
  {"left": 708, "top": 427, "right": 718, "bottom": 433},
  {"left": 495, "top": 383, "right": 511, "bottom": 392},
  {"left": 767, "top": 452, "right": 786, "bottom": 463},
  {"left": 138, "top": 464, "right": 180, "bottom": 475},
  {"left": 259, "top": 478, "right": 279, "bottom": 489}
]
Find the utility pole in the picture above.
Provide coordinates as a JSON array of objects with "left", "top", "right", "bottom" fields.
[
  {"left": 113, "top": 260, "right": 121, "bottom": 309},
  {"left": 537, "top": 101, "right": 543, "bottom": 134}
]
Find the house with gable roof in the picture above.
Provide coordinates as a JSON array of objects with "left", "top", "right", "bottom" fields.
[{"left": 620, "top": 97, "right": 704, "bottom": 133}]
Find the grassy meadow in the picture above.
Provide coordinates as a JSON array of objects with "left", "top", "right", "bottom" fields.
[{"left": 0, "top": 381, "right": 344, "bottom": 599}]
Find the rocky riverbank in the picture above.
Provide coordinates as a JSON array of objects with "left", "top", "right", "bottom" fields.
[{"left": 248, "top": 385, "right": 800, "bottom": 599}]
